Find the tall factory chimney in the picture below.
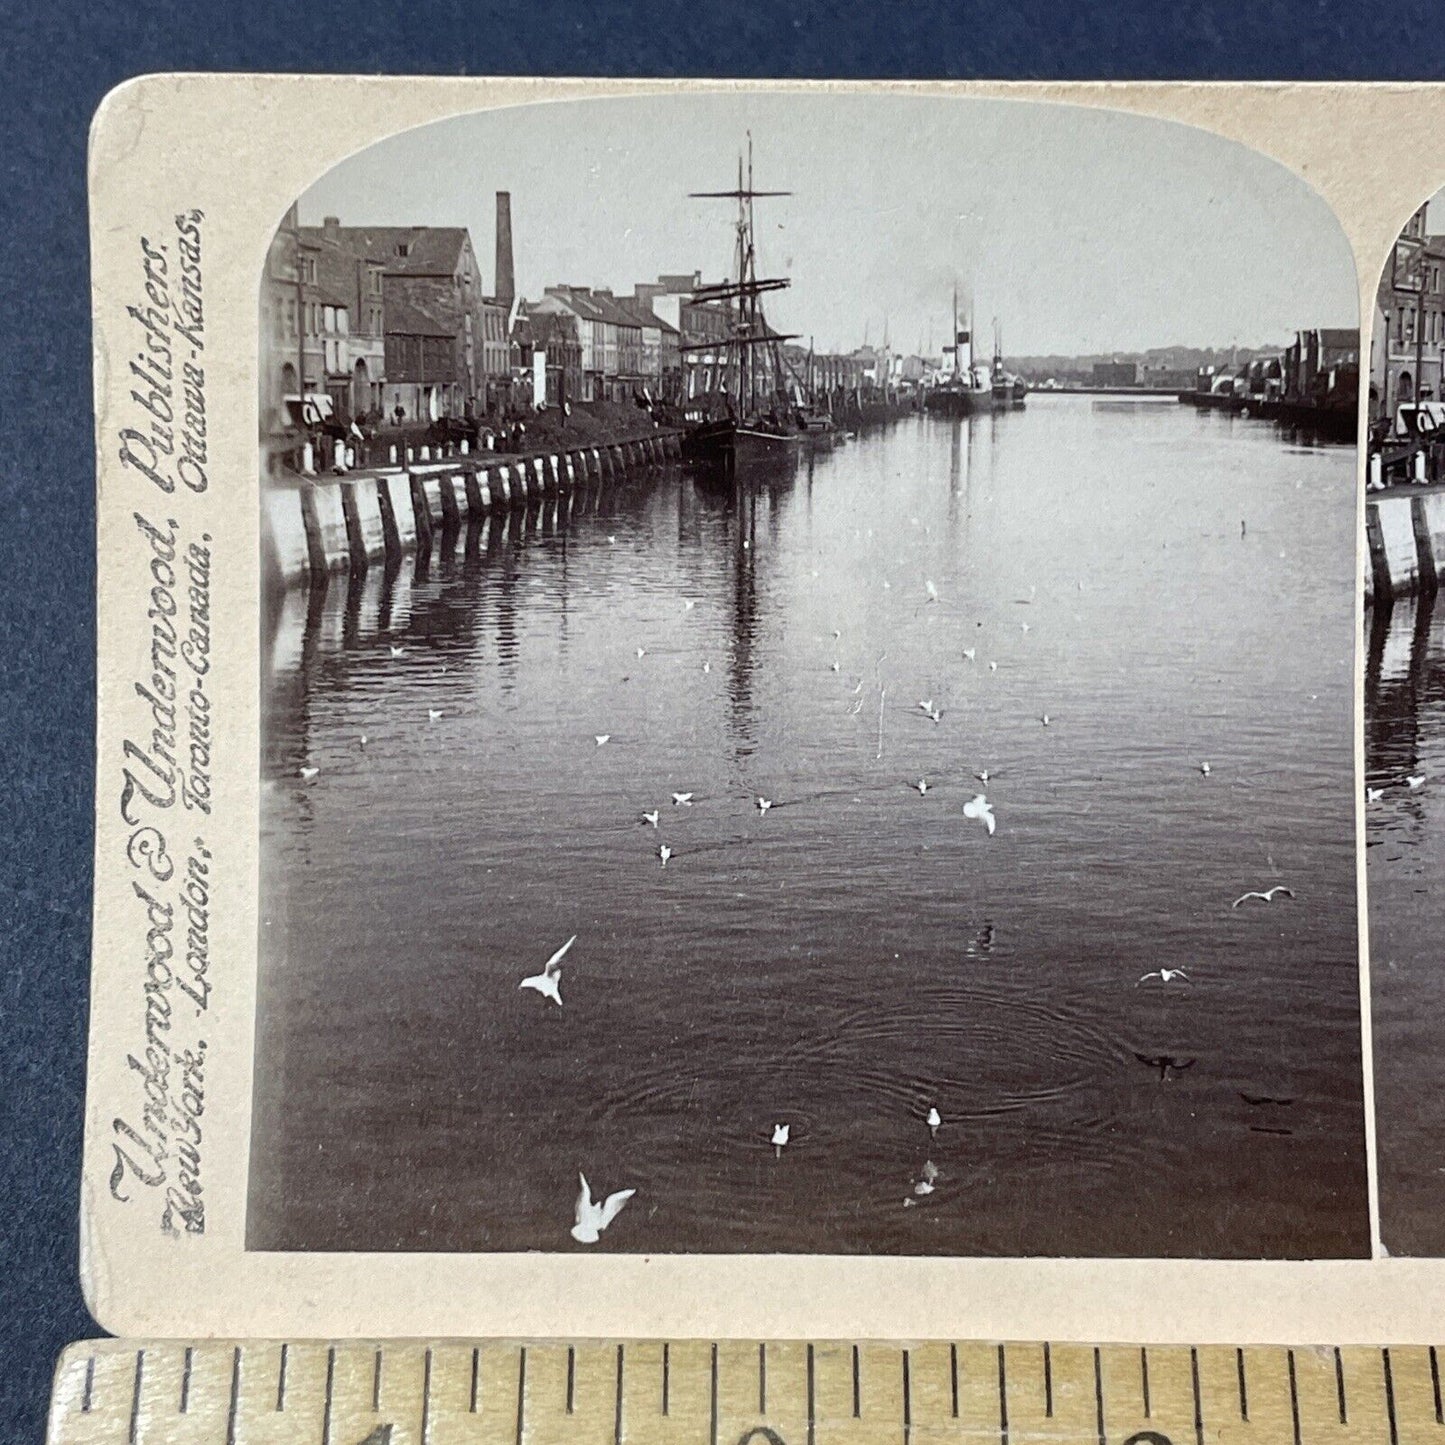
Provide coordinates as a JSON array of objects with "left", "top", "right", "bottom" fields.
[{"left": 495, "top": 191, "right": 515, "bottom": 306}]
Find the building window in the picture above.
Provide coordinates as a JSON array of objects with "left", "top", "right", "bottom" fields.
[
  {"left": 301, "top": 257, "right": 317, "bottom": 284},
  {"left": 396, "top": 242, "right": 410, "bottom": 258},
  {"left": 370, "top": 271, "right": 382, "bottom": 295}
]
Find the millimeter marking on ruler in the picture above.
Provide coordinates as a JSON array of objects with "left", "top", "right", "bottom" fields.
[{"left": 46, "top": 1338, "right": 1445, "bottom": 1444}]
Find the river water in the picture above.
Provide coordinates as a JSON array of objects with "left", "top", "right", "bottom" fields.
[
  {"left": 251, "top": 395, "right": 1366, "bottom": 1258},
  {"left": 1366, "top": 591, "right": 1445, "bottom": 1257}
]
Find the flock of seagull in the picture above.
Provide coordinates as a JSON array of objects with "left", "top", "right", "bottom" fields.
[
  {"left": 280, "top": 551, "right": 1371, "bottom": 1243},
  {"left": 472, "top": 570, "right": 1329, "bottom": 1244}
]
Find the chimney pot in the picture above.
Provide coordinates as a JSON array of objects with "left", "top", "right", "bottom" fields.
[{"left": 323, "top": 216, "right": 340, "bottom": 231}]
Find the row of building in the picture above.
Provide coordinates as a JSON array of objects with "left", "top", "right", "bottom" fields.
[
  {"left": 1371, "top": 202, "right": 1445, "bottom": 423},
  {"left": 260, "top": 193, "right": 897, "bottom": 474}
]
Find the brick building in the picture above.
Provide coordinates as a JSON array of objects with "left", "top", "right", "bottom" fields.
[
  {"left": 1372, "top": 204, "right": 1445, "bottom": 418},
  {"left": 300, "top": 219, "right": 492, "bottom": 420}
]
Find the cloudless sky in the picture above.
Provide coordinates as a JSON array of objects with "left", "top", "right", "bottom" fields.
[{"left": 300, "top": 91, "right": 1357, "bottom": 357}]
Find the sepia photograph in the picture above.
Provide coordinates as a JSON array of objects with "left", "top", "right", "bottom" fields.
[
  {"left": 248, "top": 92, "right": 1366, "bottom": 1261},
  {"left": 1364, "top": 191, "right": 1445, "bottom": 1257}
]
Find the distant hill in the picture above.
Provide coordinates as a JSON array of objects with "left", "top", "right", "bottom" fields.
[{"left": 1010, "top": 344, "right": 1296, "bottom": 382}]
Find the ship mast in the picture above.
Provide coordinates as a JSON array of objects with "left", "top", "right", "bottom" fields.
[{"left": 687, "top": 135, "right": 799, "bottom": 419}]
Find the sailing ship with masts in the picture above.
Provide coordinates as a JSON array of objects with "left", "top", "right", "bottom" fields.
[{"left": 681, "top": 140, "right": 830, "bottom": 467}]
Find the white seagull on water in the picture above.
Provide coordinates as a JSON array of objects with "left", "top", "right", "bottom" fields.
[
  {"left": 771, "top": 1124, "right": 790, "bottom": 1157},
  {"left": 757, "top": 797, "right": 773, "bottom": 814},
  {"left": 594, "top": 735, "right": 610, "bottom": 746},
  {"left": 1407, "top": 774, "right": 1427, "bottom": 789},
  {"left": 926, "top": 1107, "right": 942, "bottom": 1138},
  {"left": 962, "top": 648, "right": 976, "bottom": 662},
  {"left": 1366, "top": 787, "right": 1384, "bottom": 804},
  {"left": 428, "top": 708, "right": 444, "bottom": 721},
  {"left": 914, "top": 778, "right": 929, "bottom": 795},
  {"left": 1199, "top": 762, "right": 1211, "bottom": 776},
  {"left": 298, "top": 766, "right": 319, "bottom": 781},
  {"left": 658, "top": 845, "right": 673, "bottom": 867},
  {"left": 1232, "top": 886, "right": 1294, "bottom": 908},
  {"left": 571, "top": 1172, "right": 635, "bottom": 1244},
  {"left": 1137, "top": 968, "right": 1190, "bottom": 986},
  {"left": 963, "top": 794, "right": 996, "bottom": 835},
  {"left": 641, "top": 810, "right": 660, "bottom": 828},
  {"left": 519, "top": 935, "right": 576, "bottom": 1007},
  {"left": 672, "top": 792, "right": 694, "bottom": 806},
  {"left": 914, "top": 1160, "right": 941, "bottom": 1196}
]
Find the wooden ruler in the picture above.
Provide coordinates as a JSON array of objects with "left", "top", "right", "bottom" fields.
[{"left": 47, "top": 1339, "right": 1445, "bottom": 1445}]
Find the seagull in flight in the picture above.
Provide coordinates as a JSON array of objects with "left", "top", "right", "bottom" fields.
[
  {"left": 771, "top": 1123, "right": 790, "bottom": 1157},
  {"left": 918, "top": 699, "right": 934, "bottom": 714},
  {"left": 389, "top": 645, "right": 406, "bottom": 659},
  {"left": 298, "top": 766, "right": 319, "bottom": 781},
  {"left": 963, "top": 794, "right": 996, "bottom": 835},
  {"left": 658, "top": 844, "right": 673, "bottom": 867},
  {"left": 428, "top": 708, "right": 444, "bottom": 721},
  {"left": 519, "top": 935, "right": 576, "bottom": 1007},
  {"left": 1137, "top": 968, "right": 1190, "bottom": 986},
  {"left": 684, "top": 599, "right": 696, "bottom": 610},
  {"left": 1407, "top": 774, "right": 1426, "bottom": 789},
  {"left": 1199, "top": 762, "right": 1211, "bottom": 776},
  {"left": 641, "top": 810, "right": 659, "bottom": 828},
  {"left": 636, "top": 647, "right": 647, "bottom": 659},
  {"left": 1232, "top": 886, "right": 1294, "bottom": 908},
  {"left": 594, "top": 735, "right": 610, "bottom": 746},
  {"left": 671, "top": 792, "right": 693, "bottom": 806},
  {"left": 1366, "top": 787, "right": 1384, "bottom": 803},
  {"left": 962, "top": 648, "right": 976, "bottom": 662},
  {"left": 756, "top": 797, "right": 773, "bottom": 814},
  {"left": 831, "top": 660, "right": 841, "bottom": 672},
  {"left": 974, "top": 769, "right": 991, "bottom": 783},
  {"left": 703, "top": 662, "right": 711, "bottom": 673},
  {"left": 988, "top": 661, "right": 998, "bottom": 672},
  {"left": 926, "top": 1107, "right": 942, "bottom": 1138},
  {"left": 571, "top": 1172, "right": 635, "bottom": 1244}
]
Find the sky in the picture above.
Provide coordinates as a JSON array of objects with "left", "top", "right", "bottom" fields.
[{"left": 299, "top": 91, "right": 1358, "bottom": 358}]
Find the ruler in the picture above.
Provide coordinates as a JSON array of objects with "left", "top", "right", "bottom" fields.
[{"left": 46, "top": 1339, "right": 1445, "bottom": 1445}]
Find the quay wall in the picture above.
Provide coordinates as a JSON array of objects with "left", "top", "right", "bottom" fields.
[
  {"left": 265, "top": 429, "right": 683, "bottom": 584},
  {"left": 1366, "top": 492, "right": 1445, "bottom": 605}
]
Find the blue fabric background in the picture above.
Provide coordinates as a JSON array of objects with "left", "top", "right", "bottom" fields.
[{"left": 1, "top": 2, "right": 1440, "bottom": 1439}]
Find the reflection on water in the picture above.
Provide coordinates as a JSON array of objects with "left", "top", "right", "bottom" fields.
[
  {"left": 250, "top": 397, "right": 1366, "bottom": 1258},
  {"left": 1366, "top": 591, "right": 1445, "bottom": 1256}
]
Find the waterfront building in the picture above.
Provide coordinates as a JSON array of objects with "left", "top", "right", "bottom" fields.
[
  {"left": 591, "top": 290, "right": 645, "bottom": 398},
  {"left": 621, "top": 288, "right": 682, "bottom": 398},
  {"left": 260, "top": 204, "right": 303, "bottom": 475},
  {"left": 298, "top": 218, "right": 493, "bottom": 418},
  {"left": 1093, "top": 360, "right": 1138, "bottom": 387},
  {"left": 512, "top": 302, "right": 583, "bottom": 408},
  {"left": 1371, "top": 204, "right": 1445, "bottom": 418},
  {"left": 382, "top": 294, "right": 465, "bottom": 422}
]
